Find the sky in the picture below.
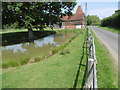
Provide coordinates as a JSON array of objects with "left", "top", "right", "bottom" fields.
[{"left": 72, "top": 0, "right": 119, "bottom": 19}]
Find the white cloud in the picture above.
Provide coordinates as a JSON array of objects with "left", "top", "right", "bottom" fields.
[{"left": 88, "top": 7, "right": 118, "bottom": 19}]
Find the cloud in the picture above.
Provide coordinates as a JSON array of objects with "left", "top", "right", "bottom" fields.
[{"left": 88, "top": 7, "right": 118, "bottom": 19}]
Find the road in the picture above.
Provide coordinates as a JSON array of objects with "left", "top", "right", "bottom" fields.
[{"left": 91, "top": 26, "right": 119, "bottom": 66}]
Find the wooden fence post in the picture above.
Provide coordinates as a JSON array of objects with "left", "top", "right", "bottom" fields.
[
  {"left": 85, "top": 27, "right": 97, "bottom": 89},
  {"left": 85, "top": 58, "right": 94, "bottom": 88}
]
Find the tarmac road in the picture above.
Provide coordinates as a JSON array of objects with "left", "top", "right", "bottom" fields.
[{"left": 91, "top": 26, "right": 119, "bottom": 66}]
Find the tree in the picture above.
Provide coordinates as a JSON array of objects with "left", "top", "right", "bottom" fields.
[
  {"left": 87, "top": 15, "right": 101, "bottom": 26},
  {"left": 101, "top": 10, "right": 120, "bottom": 29},
  {"left": 2, "top": 2, "right": 76, "bottom": 39}
]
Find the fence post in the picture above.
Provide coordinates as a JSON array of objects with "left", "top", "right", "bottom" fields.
[
  {"left": 85, "top": 58, "right": 94, "bottom": 88},
  {"left": 85, "top": 27, "right": 97, "bottom": 89}
]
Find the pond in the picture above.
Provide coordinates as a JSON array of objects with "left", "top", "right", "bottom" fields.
[{"left": 2, "top": 32, "right": 75, "bottom": 68}]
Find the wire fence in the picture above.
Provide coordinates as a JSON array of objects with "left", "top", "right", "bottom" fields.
[{"left": 85, "top": 27, "right": 98, "bottom": 89}]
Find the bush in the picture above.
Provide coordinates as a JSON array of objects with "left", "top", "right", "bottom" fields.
[
  {"left": 3, "top": 22, "right": 19, "bottom": 29},
  {"left": 19, "top": 57, "right": 30, "bottom": 65},
  {"left": 59, "top": 49, "right": 70, "bottom": 55},
  {"left": 2, "top": 60, "right": 20, "bottom": 69},
  {"left": 101, "top": 11, "right": 120, "bottom": 29},
  {"left": 51, "top": 49, "right": 59, "bottom": 55},
  {"left": 34, "top": 57, "right": 43, "bottom": 62}
]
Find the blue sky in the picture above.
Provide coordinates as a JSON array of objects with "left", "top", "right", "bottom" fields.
[{"left": 72, "top": 1, "right": 119, "bottom": 19}]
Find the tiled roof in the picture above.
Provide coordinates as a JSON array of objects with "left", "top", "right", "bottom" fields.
[{"left": 61, "top": 5, "right": 85, "bottom": 21}]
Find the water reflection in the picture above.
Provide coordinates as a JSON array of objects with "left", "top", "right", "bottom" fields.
[
  {"left": 2, "top": 35, "right": 60, "bottom": 53},
  {"left": 34, "top": 35, "right": 59, "bottom": 48},
  {"left": 3, "top": 44, "right": 27, "bottom": 53},
  {"left": 2, "top": 33, "right": 74, "bottom": 62}
]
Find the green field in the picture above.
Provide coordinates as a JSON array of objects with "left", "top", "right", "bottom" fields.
[
  {"left": 1, "top": 28, "right": 118, "bottom": 88},
  {"left": 91, "top": 28, "right": 118, "bottom": 88},
  {"left": 2, "top": 29, "right": 88, "bottom": 88}
]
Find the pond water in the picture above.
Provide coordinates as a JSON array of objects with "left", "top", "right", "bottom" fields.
[{"left": 2, "top": 32, "right": 74, "bottom": 65}]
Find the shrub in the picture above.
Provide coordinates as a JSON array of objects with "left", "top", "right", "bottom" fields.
[
  {"left": 51, "top": 49, "right": 59, "bottom": 55},
  {"left": 19, "top": 57, "right": 30, "bottom": 65},
  {"left": 101, "top": 11, "right": 120, "bottom": 29},
  {"left": 2, "top": 60, "right": 19, "bottom": 69},
  {"left": 34, "top": 57, "right": 43, "bottom": 62},
  {"left": 59, "top": 49, "right": 70, "bottom": 55}
]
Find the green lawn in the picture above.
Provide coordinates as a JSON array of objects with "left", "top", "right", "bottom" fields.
[
  {"left": 98, "top": 26, "right": 120, "bottom": 34},
  {"left": 91, "top": 28, "right": 118, "bottom": 88},
  {"left": 1, "top": 27, "right": 53, "bottom": 34},
  {"left": 2, "top": 29, "right": 87, "bottom": 88},
  {"left": 0, "top": 29, "right": 28, "bottom": 34}
]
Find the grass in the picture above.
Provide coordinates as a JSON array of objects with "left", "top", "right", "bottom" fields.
[
  {"left": 1, "top": 27, "right": 79, "bottom": 34},
  {"left": 90, "top": 28, "right": 118, "bottom": 88},
  {"left": 2, "top": 29, "right": 82, "bottom": 69},
  {"left": 51, "top": 29, "right": 83, "bottom": 55},
  {"left": 0, "top": 29, "right": 28, "bottom": 34},
  {"left": 1, "top": 29, "right": 87, "bottom": 88},
  {"left": 2, "top": 57, "right": 31, "bottom": 69},
  {"left": 98, "top": 26, "right": 120, "bottom": 34},
  {"left": 1, "top": 27, "right": 52, "bottom": 34}
]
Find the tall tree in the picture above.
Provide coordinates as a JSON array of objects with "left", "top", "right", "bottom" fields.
[
  {"left": 87, "top": 15, "right": 101, "bottom": 26},
  {"left": 2, "top": 2, "right": 76, "bottom": 39}
]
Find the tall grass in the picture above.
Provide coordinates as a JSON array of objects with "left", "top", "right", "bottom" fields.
[
  {"left": 2, "top": 29, "right": 83, "bottom": 69},
  {"left": 2, "top": 57, "right": 30, "bottom": 69}
]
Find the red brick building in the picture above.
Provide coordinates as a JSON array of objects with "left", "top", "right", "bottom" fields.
[{"left": 53, "top": 5, "right": 85, "bottom": 29}]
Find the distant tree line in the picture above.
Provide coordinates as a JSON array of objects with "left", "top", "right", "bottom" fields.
[
  {"left": 86, "top": 15, "right": 101, "bottom": 26},
  {"left": 101, "top": 10, "right": 120, "bottom": 29}
]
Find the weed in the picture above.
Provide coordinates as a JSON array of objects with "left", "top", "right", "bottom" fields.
[
  {"left": 59, "top": 49, "right": 70, "bottom": 55},
  {"left": 34, "top": 57, "right": 43, "bottom": 62},
  {"left": 19, "top": 57, "right": 30, "bottom": 65},
  {"left": 2, "top": 60, "right": 19, "bottom": 69}
]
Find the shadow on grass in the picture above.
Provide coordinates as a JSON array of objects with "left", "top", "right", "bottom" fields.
[
  {"left": 72, "top": 40, "right": 86, "bottom": 89},
  {"left": 2, "top": 30, "right": 56, "bottom": 46},
  {"left": 71, "top": 30, "right": 89, "bottom": 89}
]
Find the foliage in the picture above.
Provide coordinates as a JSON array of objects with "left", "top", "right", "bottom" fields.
[
  {"left": 87, "top": 15, "right": 101, "bottom": 26},
  {"left": 34, "top": 57, "right": 43, "bottom": 62},
  {"left": 2, "top": 29, "right": 81, "bottom": 68},
  {"left": 2, "top": 2, "right": 76, "bottom": 30},
  {"left": 59, "top": 49, "right": 70, "bottom": 55},
  {"left": 2, "top": 29, "right": 87, "bottom": 88},
  {"left": 101, "top": 10, "right": 120, "bottom": 29},
  {"left": 2, "top": 57, "right": 30, "bottom": 69}
]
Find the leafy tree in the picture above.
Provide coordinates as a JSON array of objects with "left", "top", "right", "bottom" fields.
[
  {"left": 101, "top": 10, "right": 120, "bottom": 29},
  {"left": 2, "top": 2, "right": 76, "bottom": 39},
  {"left": 87, "top": 15, "right": 101, "bottom": 26}
]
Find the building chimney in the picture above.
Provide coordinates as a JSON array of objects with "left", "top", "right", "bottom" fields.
[{"left": 76, "top": 5, "right": 83, "bottom": 14}]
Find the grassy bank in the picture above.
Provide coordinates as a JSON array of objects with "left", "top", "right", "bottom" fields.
[
  {"left": 2, "top": 29, "right": 82, "bottom": 69},
  {"left": 0, "top": 29, "right": 28, "bottom": 34},
  {"left": 2, "top": 29, "right": 87, "bottom": 88},
  {"left": 1, "top": 27, "right": 52, "bottom": 34},
  {"left": 98, "top": 26, "right": 120, "bottom": 34},
  {"left": 91, "top": 28, "right": 118, "bottom": 88}
]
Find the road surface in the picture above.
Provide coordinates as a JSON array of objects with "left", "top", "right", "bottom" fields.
[{"left": 91, "top": 26, "right": 119, "bottom": 66}]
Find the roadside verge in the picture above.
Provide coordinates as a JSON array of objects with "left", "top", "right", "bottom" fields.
[{"left": 90, "top": 27, "right": 118, "bottom": 88}]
